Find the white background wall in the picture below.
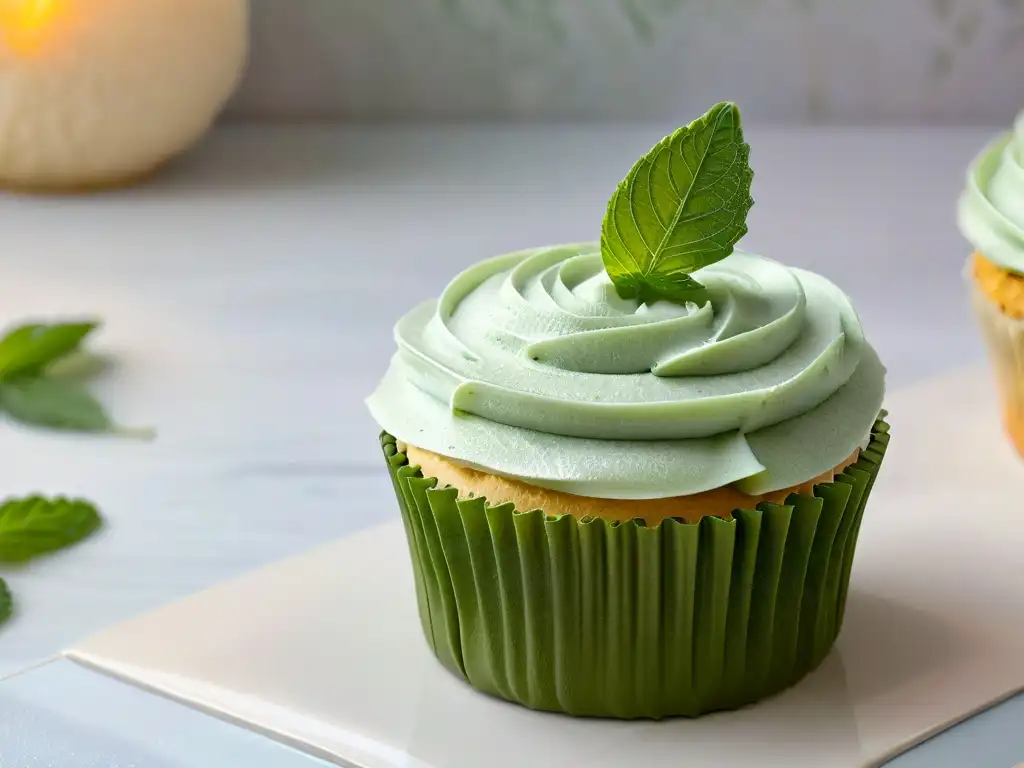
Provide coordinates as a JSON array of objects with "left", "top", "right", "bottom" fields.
[{"left": 229, "top": 0, "right": 1024, "bottom": 124}]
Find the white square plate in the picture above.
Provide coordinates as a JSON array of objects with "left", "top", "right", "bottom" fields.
[{"left": 66, "top": 367, "right": 1024, "bottom": 767}]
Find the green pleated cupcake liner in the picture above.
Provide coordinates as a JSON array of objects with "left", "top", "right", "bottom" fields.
[{"left": 381, "top": 415, "right": 889, "bottom": 719}]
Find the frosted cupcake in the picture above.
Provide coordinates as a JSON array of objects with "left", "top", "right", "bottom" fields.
[
  {"left": 367, "top": 103, "right": 888, "bottom": 718},
  {"left": 959, "top": 111, "right": 1024, "bottom": 456}
]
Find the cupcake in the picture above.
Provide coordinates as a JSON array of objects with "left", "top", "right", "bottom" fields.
[
  {"left": 958, "top": 111, "right": 1024, "bottom": 457},
  {"left": 367, "top": 102, "right": 888, "bottom": 719}
]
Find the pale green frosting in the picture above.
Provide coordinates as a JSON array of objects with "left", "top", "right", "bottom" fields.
[
  {"left": 366, "top": 244, "right": 885, "bottom": 500},
  {"left": 958, "top": 111, "right": 1024, "bottom": 273}
]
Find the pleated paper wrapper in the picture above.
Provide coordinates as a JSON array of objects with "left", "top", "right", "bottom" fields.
[{"left": 380, "top": 416, "right": 889, "bottom": 719}]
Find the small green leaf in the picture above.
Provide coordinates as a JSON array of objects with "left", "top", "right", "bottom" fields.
[
  {"left": 0, "top": 496, "right": 102, "bottom": 564},
  {"left": 600, "top": 101, "right": 754, "bottom": 305},
  {"left": 1, "top": 377, "right": 113, "bottom": 432},
  {"left": 0, "top": 377, "right": 155, "bottom": 439},
  {"left": 0, "top": 578, "right": 10, "bottom": 628},
  {"left": 0, "top": 321, "right": 100, "bottom": 379}
]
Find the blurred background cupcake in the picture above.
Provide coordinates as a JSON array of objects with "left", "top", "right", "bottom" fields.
[{"left": 958, "top": 111, "right": 1024, "bottom": 457}]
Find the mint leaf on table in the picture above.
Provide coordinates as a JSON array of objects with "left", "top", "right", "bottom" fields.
[
  {"left": 600, "top": 101, "right": 754, "bottom": 306},
  {"left": 0, "top": 496, "right": 102, "bottom": 631},
  {"left": 0, "top": 496, "right": 102, "bottom": 564},
  {"left": 0, "top": 320, "right": 123, "bottom": 633},
  {"left": 0, "top": 319, "right": 154, "bottom": 439},
  {"left": 0, "top": 321, "right": 99, "bottom": 379},
  {"left": 0, "top": 377, "right": 153, "bottom": 438},
  {"left": 1, "top": 377, "right": 115, "bottom": 433}
]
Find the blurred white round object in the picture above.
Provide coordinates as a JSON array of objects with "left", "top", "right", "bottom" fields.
[{"left": 0, "top": 0, "right": 248, "bottom": 191}]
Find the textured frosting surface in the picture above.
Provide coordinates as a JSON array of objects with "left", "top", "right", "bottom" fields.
[
  {"left": 367, "top": 244, "right": 885, "bottom": 499},
  {"left": 958, "top": 111, "right": 1024, "bottom": 273}
]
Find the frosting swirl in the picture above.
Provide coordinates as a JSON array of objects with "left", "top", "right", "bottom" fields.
[
  {"left": 958, "top": 111, "right": 1024, "bottom": 273},
  {"left": 367, "top": 244, "right": 885, "bottom": 499}
]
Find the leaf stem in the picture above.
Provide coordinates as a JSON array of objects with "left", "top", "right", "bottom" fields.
[{"left": 111, "top": 425, "right": 157, "bottom": 441}]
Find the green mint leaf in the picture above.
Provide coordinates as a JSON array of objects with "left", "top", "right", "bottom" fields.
[
  {"left": 0, "top": 578, "right": 10, "bottom": 628},
  {"left": 0, "top": 321, "right": 100, "bottom": 379},
  {"left": 0, "top": 377, "right": 153, "bottom": 438},
  {"left": 600, "top": 101, "right": 754, "bottom": 305},
  {"left": 0, "top": 495, "right": 102, "bottom": 564},
  {"left": 1, "top": 377, "right": 112, "bottom": 432}
]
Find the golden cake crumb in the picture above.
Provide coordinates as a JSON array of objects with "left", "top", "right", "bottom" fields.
[
  {"left": 973, "top": 251, "right": 1024, "bottom": 319},
  {"left": 404, "top": 445, "right": 861, "bottom": 525}
]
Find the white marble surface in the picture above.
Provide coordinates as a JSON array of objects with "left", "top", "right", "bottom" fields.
[
  {"left": 4, "top": 656, "right": 1023, "bottom": 767},
  {"left": 0, "top": 126, "right": 998, "bottom": 768},
  {"left": 0, "top": 661, "right": 332, "bottom": 768}
]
